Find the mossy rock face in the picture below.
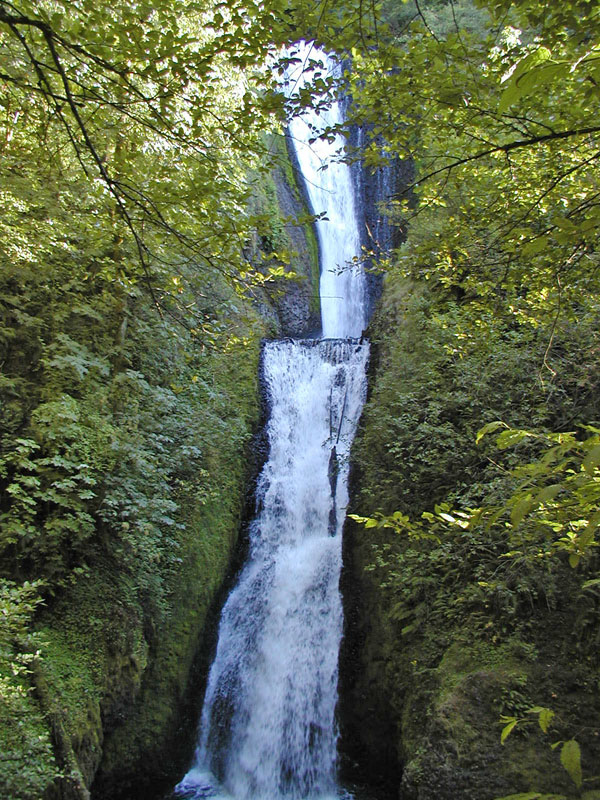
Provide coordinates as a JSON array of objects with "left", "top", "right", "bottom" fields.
[
  {"left": 35, "top": 556, "right": 168, "bottom": 796},
  {"left": 339, "top": 518, "right": 402, "bottom": 794},
  {"left": 270, "top": 161, "right": 321, "bottom": 336},
  {"left": 399, "top": 661, "right": 571, "bottom": 800},
  {"left": 92, "top": 348, "right": 264, "bottom": 798},
  {"left": 92, "top": 498, "right": 250, "bottom": 800},
  {"left": 247, "top": 134, "right": 321, "bottom": 338},
  {"left": 342, "top": 532, "right": 600, "bottom": 799},
  {"left": 0, "top": 318, "right": 267, "bottom": 800}
]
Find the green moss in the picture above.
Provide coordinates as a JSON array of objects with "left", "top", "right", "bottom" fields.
[
  {"left": 435, "top": 639, "right": 528, "bottom": 698},
  {"left": 271, "top": 132, "right": 300, "bottom": 204},
  {"left": 395, "top": 631, "right": 581, "bottom": 798},
  {"left": 272, "top": 132, "right": 321, "bottom": 315},
  {"left": 35, "top": 560, "right": 146, "bottom": 789},
  {"left": 277, "top": 134, "right": 300, "bottom": 199},
  {"left": 97, "top": 501, "right": 242, "bottom": 786},
  {"left": 0, "top": 678, "right": 59, "bottom": 800},
  {"left": 259, "top": 173, "right": 293, "bottom": 256},
  {"left": 305, "top": 223, "right": 320, "bottom": 314},
  {"left": 90, "top": 319, "right": 265, "bottom": 796}
]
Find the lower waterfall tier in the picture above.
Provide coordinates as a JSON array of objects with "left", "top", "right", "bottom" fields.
[{"left": 176, "top": 339, "right": 369, "bottom": 800}]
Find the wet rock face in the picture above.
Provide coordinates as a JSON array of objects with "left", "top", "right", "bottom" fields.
[
  {"left": 338, "top": 518, "right": 402, "bottom": 797},
  {"left": 397, "top": 656, "right": 599, "bottom": 800},
  {"left": 274, "top": 277, "right": 319, "bottom": 337},
  {"left": 266, "top": 128, "right": 409, "bottom": 339},
  {"left": 340, "top": 519, "right": 600, "bottom": 800},
  {"left": 347, "top": 122, "right": 414, "bottom": 322},
  {"left": 267, "top": 140, "right": 321, "bottom": 338}
]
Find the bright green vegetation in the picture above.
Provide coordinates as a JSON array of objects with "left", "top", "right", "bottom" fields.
[
  {"left": 3, "top": 0, "right": 600, "bottom": 798},
  {"left": 0, "top": 1, "right": 310, "bottom": 797},
  {"left": 342, "top": 0, "right": 600, "bottom": 797}
]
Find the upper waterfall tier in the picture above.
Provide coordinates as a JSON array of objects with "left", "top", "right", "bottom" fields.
[{"left": 285, "top": 43, "right": 367, "bottom": 339}]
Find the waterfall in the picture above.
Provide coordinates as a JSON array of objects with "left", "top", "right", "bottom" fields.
[
  {"left": 174, "top": 43, "right": 369, "bottom": 800},
  {"left": 285, "top": 44, "right": 366, "bottom": 337}
]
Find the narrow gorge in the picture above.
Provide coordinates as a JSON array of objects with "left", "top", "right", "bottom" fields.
[
  {"left": 2, "top": 4, "right": 600, "bottom": 800},
  {"left": 173, "top": 44, "right": 371, "bottom": 800}
]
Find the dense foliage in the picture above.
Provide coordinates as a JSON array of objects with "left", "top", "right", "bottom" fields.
[
  {"left": 0, "top": 0, "right": 298, "bottom": 796},
  {"left": 2, "top": 0, "right": 600, "bottom": 796},
  {"left": 344, "top": 1, "right": 600, "bottom": 796},
  {"left": 348, "top": 0, "right": 600, "bottom": 325}
]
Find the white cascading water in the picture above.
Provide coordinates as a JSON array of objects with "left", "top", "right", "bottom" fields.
[
  {"left": 175, "top": 42, "right": 369, "bottom": 800},
  {"left": 285, "top": 44, "right": 367, "bottom": 338}
]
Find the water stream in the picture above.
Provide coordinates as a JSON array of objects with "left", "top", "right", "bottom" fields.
[{"left": 174, "top": 43, "right": 369, "bottom": 800}]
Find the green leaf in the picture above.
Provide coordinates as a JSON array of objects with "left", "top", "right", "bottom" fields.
[
  {"left": 438, "top": 512, "right": 457, "bottom": 524},
  {"left": 579, "top": 523, "right": 597, "bottom": 549},
  {"left": 498, "top": 83, "right": 521, "bottom": 114},
  {"left": 582, "top": 444, "right": 600, "bottom": 475},
  {"left": 582, "top": 578, "right": 600, "bottom": 591},
  {"left": 538, "top": 708, "right": 555, "bottom": 733},
  {"left": 499, "top": 47, "right": 553, "bottom": 112},
  {"left": 511, "top": 495, "right": 534, "bottom": 527},
  {"left": 536, "top": 484, "right": 562, "bottom": 504},
  {"left": 496, "top": 429, "right": 531, "bottom": 450},
  {"left": 521, "top": 236, "right": 550, "bottom": 256},
  {"left": 560, "top": 739, "right": 582, "bottom": 788},
  {"left": 501, "top": 717, "right": 518, "bottom": 744},
  {"left": 401, "top": 621, "right": 420, "bottom": 636},
  {"left": 348, "top": 514, "right": 370, "bottom": 524},
  {"left": 476, "top": 420, "right": 506, "bottom": 444}
]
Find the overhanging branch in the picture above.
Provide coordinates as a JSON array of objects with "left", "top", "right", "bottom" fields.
[{"left": 393, "top": 126, "right": 600, "bottom": 198}]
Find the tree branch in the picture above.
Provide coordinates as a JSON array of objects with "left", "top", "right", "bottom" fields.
[
  {"left": 393, "top": 126, "right": 600, "bottom": 198},
  {"left": 37, "top": 23, "right": 164, "bottom": 314},
  {"left": 414, "top": 0, "right": 440, "bottom": 43}
]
